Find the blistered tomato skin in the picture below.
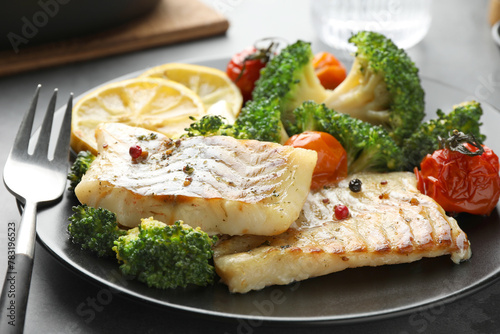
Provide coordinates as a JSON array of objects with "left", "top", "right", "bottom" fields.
[
  {"left": 285, "top": 131, "right": 348, "bottom": 190},
  {"left": 312, "top": 51, "right": 347, "bottom": 90},
  {"left": 226, "top": 47, "right": 267, "bottom": 102},
  {"left": 415, "top": 143, "right": 500, "bottom": 216}
]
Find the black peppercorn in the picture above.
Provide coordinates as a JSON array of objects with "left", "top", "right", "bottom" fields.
[{"left": 349, "top": 178, "right": 362, "bottom": 192}]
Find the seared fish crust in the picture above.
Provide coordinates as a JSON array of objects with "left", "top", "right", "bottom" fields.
[
  {"left": 75, "top": 123, "right": 317, "bottom": 235},
  {"left": 213, "top": 172, "right": 471, "bottom": 293}
]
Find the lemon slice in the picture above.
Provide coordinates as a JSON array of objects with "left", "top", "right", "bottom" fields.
[
  {"left": 206, "top": 100, "right": 236, "bottom": 124},
  {"left": 71, "top": 77, "right": 205, "bottom": 154},
  {"left": 139, "top": 63, "right": 243, "bottom": 119}
]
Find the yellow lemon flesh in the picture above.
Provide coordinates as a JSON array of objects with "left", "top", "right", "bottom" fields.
[{"left": 139, "top": 63, "right": 242, "bottom": 119}]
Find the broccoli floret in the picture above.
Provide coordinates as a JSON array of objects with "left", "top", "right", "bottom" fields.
[
  {"left": 251, "top": 40, "right": 328, "bottom": 127},
  {"left": 323, "top": 31, "right": 425, "bottom": 145},
  {"left": 402, "top": 101, "right": 486, "bottom": 170},
  {"left": 184, "top": 115, "right": 235, "bottom": 137},
  {"left": 234, "top": 97, "right": 289, "bottom": 143},
  {"left": 185, "top": 97, "right": 288, "bottom": 143},
  {"left": 291, "top": 101, "right": 403, "bottom": 174},
  {"left": 113, "top": 218, "right": 217, "bottom": 289},
  {"left": 67, "top": 150, "right": 95, "bottom": 191},
  {"left": 68, "top": 205, "right": 126, "bottom": 257}
]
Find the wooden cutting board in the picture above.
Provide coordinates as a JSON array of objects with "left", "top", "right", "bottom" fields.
[{"left": 0, "top": 0, "right": 229, "bottom": 77}]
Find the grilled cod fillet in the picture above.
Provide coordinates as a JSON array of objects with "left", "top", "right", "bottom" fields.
[
  {"left": 213, "top": 172, "right": 472, "bottom": 293},
  {"left": 75, "top": 123, "right": 317, "bottom": 235}
]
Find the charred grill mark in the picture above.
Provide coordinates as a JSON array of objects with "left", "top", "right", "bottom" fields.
[
  {"left": 374, "top": 244, "right": 391, "bottom": 253},
  {"left": 427, "top": 208, "right": 453, "bottom": 248}
]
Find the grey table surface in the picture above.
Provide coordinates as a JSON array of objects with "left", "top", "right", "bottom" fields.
[{"left": 1, "top": 0, "right": 500, "bottom": 333}]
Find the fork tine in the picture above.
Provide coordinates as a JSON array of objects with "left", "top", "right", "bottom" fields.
[
  {"left": 11, "top": 85, "right": 41, "bottom": 155},
  {"left": 53, "top": 93, "right": 73, "bottom": 164},
  {"left": 33, "top": 88, "right": 58, "bottom": 158}
]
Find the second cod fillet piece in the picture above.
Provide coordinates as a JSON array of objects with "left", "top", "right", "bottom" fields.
[
  {"left": 213, "top": 172, "right": 472, "bottom": 293},
  {"left": 75, "top": 123, "right": 317, "bottom": 236}
]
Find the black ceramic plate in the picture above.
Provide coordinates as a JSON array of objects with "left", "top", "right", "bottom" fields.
[{"left": 36, "top": 57, "right": 500, "bottom": 324}]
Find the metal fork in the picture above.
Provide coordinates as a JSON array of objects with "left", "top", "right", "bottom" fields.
[{"left": 0, "top": 85, "right": 72, "bottom": 334}]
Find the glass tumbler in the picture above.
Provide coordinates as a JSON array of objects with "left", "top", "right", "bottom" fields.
[{"left": 311, "top": 0, "right": 432, "bottom": 51}]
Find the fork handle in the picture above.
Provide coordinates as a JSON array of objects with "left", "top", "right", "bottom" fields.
[
  {"left": 0, "top": 254, "right": 33, "bottom": 334},
  {"left": 0, "top": 201, "right": 37, "bottom": 334}
]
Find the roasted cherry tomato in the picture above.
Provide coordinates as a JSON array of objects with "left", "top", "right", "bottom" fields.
[
  {"left": 285, "top": 131, "right": 348, "bottom": 190},
  {"left": 227, "top": 39, "right": 284, "bottom": 102},
  {"left": 226, "top": 46, "right": 266, "bottom": 102},
  {"left": 312, "top": 51, "right": 347, "bottom": 90},
  {"left": 414, "top": 131, "right": 500, "bottom": 216}
]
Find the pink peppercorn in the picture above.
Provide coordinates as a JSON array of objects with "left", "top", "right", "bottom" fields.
[
  {"left": 129, "top": 145, "right": 142, "bottom": 159},
  {"left": 334, "top": 204, "right": 349, "bottom": 220}
]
